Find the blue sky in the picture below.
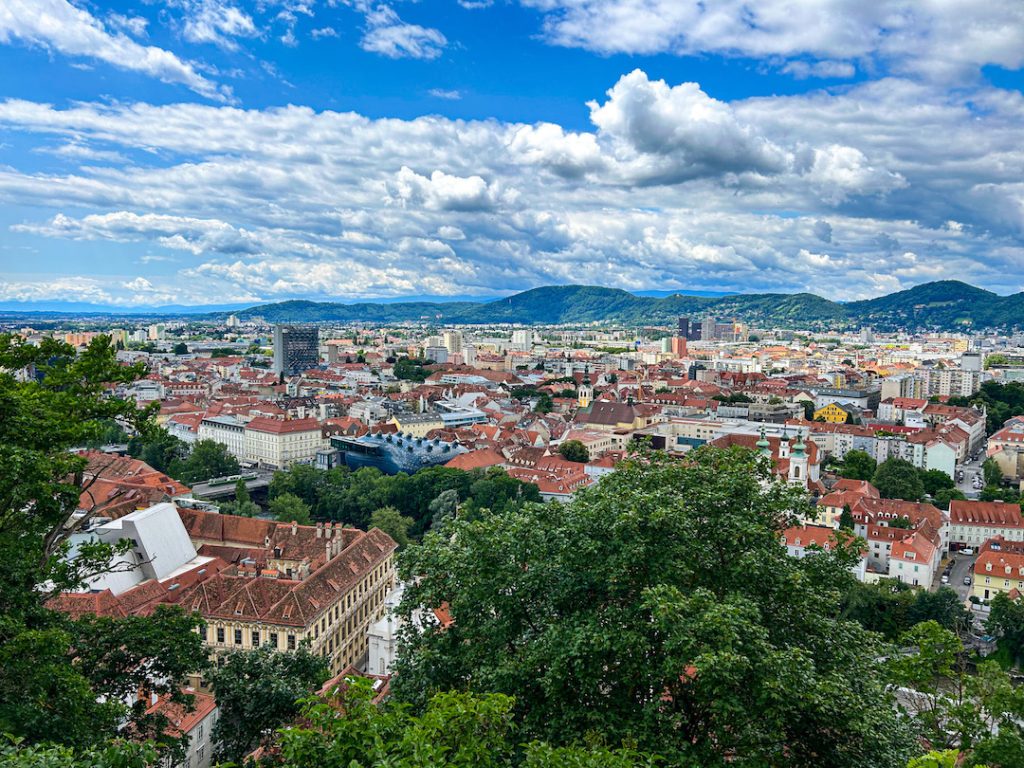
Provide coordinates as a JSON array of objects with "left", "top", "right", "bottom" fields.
[{"left": 1, "top": 0, "right": 1023, "bottom": 308}]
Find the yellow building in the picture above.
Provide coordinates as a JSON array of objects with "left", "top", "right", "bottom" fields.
[
  {"left": 391, "top": 413, "right": 444, "bottom": 437},
  {"left": 972, "top": 548, "right": 1024, "bottom": 603},
  {"left": 813, "top": 402, "right": 851, "bottom": 424}
]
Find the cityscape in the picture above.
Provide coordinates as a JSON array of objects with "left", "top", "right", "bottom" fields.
[{"left": 2, "top": 2, "right": 1024, "bottom": 768}]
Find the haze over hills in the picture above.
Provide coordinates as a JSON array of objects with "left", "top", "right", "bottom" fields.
[
  {"left": 2, "top": 281, "right": 1021, "bottom": 331},
  {"left": 233, "top": 280, "right": 1024, "bottom": 331}
]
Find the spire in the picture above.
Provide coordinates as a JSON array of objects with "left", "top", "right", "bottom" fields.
[
  {"left": 756, "top": 425, "right": 771, "bottom": 456},
  {"left": 792, "top": 430, "right": 807, "bottom": 457}
]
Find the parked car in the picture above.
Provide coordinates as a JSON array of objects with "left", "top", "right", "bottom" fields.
[
  {"left": 962, "top": 548, "right": 974, "bottom": 556},
  {"left": 964, "top": 576, "right": 972, "bottom": 585},
  {"left": 941, "top": 574, "right": 950, "bottom": 584}
]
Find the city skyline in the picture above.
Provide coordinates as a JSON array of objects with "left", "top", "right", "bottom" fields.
[{"left": 1, "top": 1, "right": 1024, "bottom": 308}]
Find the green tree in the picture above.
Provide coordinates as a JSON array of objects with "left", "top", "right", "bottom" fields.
[
  {"left": 982, "top": 458, "right": 1003, "bottom": 488},
  {"left": 0, "top": 737, "right": 157, "bottom": 768},
  {"left": 839, "top": 503, "right": 855, "bottom": 531},
  {"left": 839, "top": 449, "right": 877, "bottom": 481},
  {"left": 873, "top": 457, "right": 925, "bottom": 501},
  {"left": 270, "top": 491, "right": 312, "bottom": 525},
  {"left": 127, "top": 428, "right": 182, "bottom": 474},
  {"left": 920, "top": 469, "right": 954, "bottom": 497},
  {"left": 394, "top": 447, "right": 915, "bottom": 767},
  {"left": 370, "top": 506, "right": 414, "bottom": 549},
  {"left": 172, "top": 342, "right": 189, "bottom": 355},
  {"left": 208, "top": 645, "right": 329, "bottom": 764},
  {"left": 558, "top": 439, "right": 590, "bottom": 463},
  {"left": 986, "top": 592, "right": 1024, "bottom": 665},
  {"left": 933, "top": 487, "right": 966, "bottom": 510},
  {"left": 0, "top": 334, "right": 207, "bottom": 752},
  {"left": 174, "top": 439, "right": 240, "bottom": 484},
  {"left": 276, "top": 679, "right": 656, "bottom": 768}
]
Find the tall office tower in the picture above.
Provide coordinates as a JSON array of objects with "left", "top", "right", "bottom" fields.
[
  {"left": 677, "top": 317, "right": 690, "bottom": 338},
  {"left": 443, "top": 330, "right": 464, "bottom": 355},
  {"left": 688, "top": 321, "right": 702, "bottom": 341},
  {"left": 273, "top": 325, "right": 320, "bottom": 376}
]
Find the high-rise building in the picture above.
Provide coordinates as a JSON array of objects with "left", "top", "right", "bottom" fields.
[
  {"left": 677, "top": 317, "right": 702, "bottom": 341},
  {"left": 443, "top": 330, "right": 463, "bottom": 355},
  {"left": 273, "top": 325, "right": 320, "bottom": 376},
  {"left": 671, "top": 337, "right": 688, "bottom": 358}
]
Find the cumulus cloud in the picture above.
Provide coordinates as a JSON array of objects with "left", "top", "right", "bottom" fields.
[
  {"left": 389, "top": 167, "right": 515, "bottom": 211},
  {"left": 520, "top": 0, "right": 1024, "bottom": 81},
  {"left": 0, "top": 0, "right": 230, "bottom": 101},
  {"left": 1, "top": 68, "right": 1024, "bottom": 305},
  {"left": 361, "top": 5, "right": 446, "bottom": 60},
  {"left": 588, "top": 70, "right": 788, "bottom": 184},
  {"left": 169, "top": 0, "right": 258, "bottom": 50}
]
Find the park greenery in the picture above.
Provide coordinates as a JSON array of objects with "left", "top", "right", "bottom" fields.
[
  {"left": 558, "top": 439, "right": 590, "bottom": 463},
  {"left": 392, "top": 447, "right": 918, "bottom": 767},
  {"left": 268, "top": 462, "right": 541, "bottom": 537},
  {"left": 949, "top": 380, "right": 1024, "bottom": 434},
  {"left": 838, "top": 451, "right": 958, "bottom": 503}
]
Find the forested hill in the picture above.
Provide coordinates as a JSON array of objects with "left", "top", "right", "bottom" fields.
[{"left": 234, "top": 280, "right": 1024, "bottom": 330}]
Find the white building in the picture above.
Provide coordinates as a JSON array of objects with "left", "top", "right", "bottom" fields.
[
  {"left": 244, "top": 417, "right": 325, "bottom": 469},
  {"left": 198, "top": 415, "right": 248, "bottom": 459},
  {"left": 948, "top": 500, "right": 1024, "bottom": 548}
]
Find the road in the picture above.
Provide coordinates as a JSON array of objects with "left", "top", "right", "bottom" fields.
[{"left": 954, "top": 452, "right": 986, "bottom": 500}]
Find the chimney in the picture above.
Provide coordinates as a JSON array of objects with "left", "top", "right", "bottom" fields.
[
  {"left": 316, "top": 522, "right": 322, "bottom": 539},
  {"left": 325, "top": 521, "right": 333, "bottom": 539},
  {"left": 325, "top": 541, "right": 332, "bottom": 563},
  {"left": 291, "top": 520, "right": 297, "bottom": 536},
  {"left": 264, "top": 535, "right": 271, "bottom": 547}
]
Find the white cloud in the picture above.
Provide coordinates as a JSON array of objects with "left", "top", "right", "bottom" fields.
[
  {"left": 780, "top": 60, "right": 855, "bottom": 80},
  {"left": 0, "top": 0, "right": 230, "bottom": 101},
  {"left": 588, "top": 70, "right": 788, "bottom": 184},
  {"left": 361, "top": 5, "right": 446, "bottom": 60},
  {"left": 106, "top": 13, "right": 148, "bottom": 38},
  {"left": 172, "top": 0, "right": 258, "bottom": 50},
  {"left": 311, "top": 26, "right": 339, "bottom": 39},
  {"left": 1, "top": 68, "right": 1024, "bottom": 305},
  {"left": 519, "top": 0, "right": 1024, "bottom": 81},
  {"left": 428, "top": 88, "right": 462, "bottom": 100}
]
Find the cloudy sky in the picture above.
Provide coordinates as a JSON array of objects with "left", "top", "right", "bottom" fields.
[{"left": 1, "top": 0, "right": 1023, "bottom": 308}]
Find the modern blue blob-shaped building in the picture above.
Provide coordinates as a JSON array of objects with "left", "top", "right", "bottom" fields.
[{"left": 323, "top": 432, "right": 468, "bottom": 475}]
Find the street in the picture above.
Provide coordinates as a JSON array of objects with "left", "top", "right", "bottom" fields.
[{"left": 953, "top": 453, "right": 985, "bottom": 500}]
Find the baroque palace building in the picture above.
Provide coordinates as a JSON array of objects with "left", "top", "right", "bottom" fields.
[{"left": 51, "top": 504, "right": 397, "bottom": 677}]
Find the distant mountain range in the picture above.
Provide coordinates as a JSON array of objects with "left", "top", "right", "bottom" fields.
[
  {"left": 232, "top": 281, "right": 1024, "bottom": 331},
  {"left": 3, "top": 281, "right": 1021, "bottom": 331}
]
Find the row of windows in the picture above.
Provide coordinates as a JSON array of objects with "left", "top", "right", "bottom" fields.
[{"left": 211, "top": 625, "right": 297, "bottom": 650}]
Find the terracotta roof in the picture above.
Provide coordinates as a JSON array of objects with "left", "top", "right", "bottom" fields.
[
  {"left": 949, "top": 500, "right": 1024, "bottom": 528},
  {"left": 245, "top": 416, "right": 322, "bottom": 434}
]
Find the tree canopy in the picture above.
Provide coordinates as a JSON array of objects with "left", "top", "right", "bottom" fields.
[
  {"left": 558, "top": 439, "right": 590, "bottom": 463},
  {"left": 0, "top": 334, "right": 208, "bottom": 757},
  {"left": 208, "top": 645, "right": 329, "bottom": 764},
  {"left": 393, "top": 447, "right": 915, "bottom": 767},
  {"left": 873, "top": 457, "right": 926, "bottom": 501},
  {"left": 839, "top": 449, "right": 877, "bottom": 481}
]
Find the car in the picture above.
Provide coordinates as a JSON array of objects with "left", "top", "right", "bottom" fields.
[
  {"left": 941, "top": 574, "right": 950, "bottom": 584},
  {"left": 961, "top": 548, "right": 974, "bottom": 556},
  {"left": 964, "top": 576, "right": 972, "bottom": 585}
]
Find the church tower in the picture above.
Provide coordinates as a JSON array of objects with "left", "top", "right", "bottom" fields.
[{"left": 578, "top": 383, "right": 593, "bottom": 409}]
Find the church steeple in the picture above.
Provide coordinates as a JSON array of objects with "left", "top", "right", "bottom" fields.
[{"left": 756, "top": 425, "right": 771, "bottom": 456}]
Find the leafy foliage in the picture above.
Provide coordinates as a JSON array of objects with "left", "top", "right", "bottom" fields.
[
  {"left": 558, "top": 439, "right": 590, "bottom": 463},
  {"left": 840, "top": 580, "right": 971, "bottom": 640},
  {"left": 0, "top": 334, "right": 207, "bottom": 753},
  {"left": 172, "top": 438, "right": 241, "bottom": 485},
  {"left": 986, "top": 592, "right": 1024, "bottom": 665},
  {"left": 208, "top": 645, "right": 329, "bottom": 764},
  {"left": 839, "top": 449, "right": 877, "bottom": 481},
  {"left": 948, "top": 380, "right": 1024, "bottom": 434},
  {"left": 393, "top": 447, "right": 915, "bottom": 767},
  {"left": 268, "top": 463, "right": 540, "bottom": 537},
  {"left": 370, "top": 506, "right": 414, "bottom": 549},
  {"left": 873, "top": 457, "right": 926, "bottom": 501},
  {"left": 270, "top": 492, "right": 313, "bottom": 525},
  {"left": 277, "top": 679, "right": 658, "bottom": 768}
]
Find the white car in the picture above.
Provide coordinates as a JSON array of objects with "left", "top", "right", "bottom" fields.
[
  {"left": 941, "top": 574, "right": 950, "bottom": 584},
  {"left": 961, "top": 548, "right": 974, "bottom": 556}
]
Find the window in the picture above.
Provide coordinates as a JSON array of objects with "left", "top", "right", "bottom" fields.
[
  {"left": 216, "top": 627, "right": 225, "bottom": 644},
  {"left": 197, "top": 746, "right": 204, "bottom": 762},
  {"left": 269, "top": 632, "right": 278, "bottom": 649},
  {"left": 234, "top": 629, "right": 243, "bottom": 645},
  {"left": 252, "top": 631, "right": 260, "bottom": 647},
  {"left": 288, "top": 634, "right": 296, "bottom": 650}
]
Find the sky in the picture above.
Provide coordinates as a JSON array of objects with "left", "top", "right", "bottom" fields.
[{"left": 1, "top": 0, "right": 1023, "bottom": 308}]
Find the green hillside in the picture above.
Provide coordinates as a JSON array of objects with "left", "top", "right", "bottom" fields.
[{"left": 233, "top": 281, "right": 1024, "bottom": 330}]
